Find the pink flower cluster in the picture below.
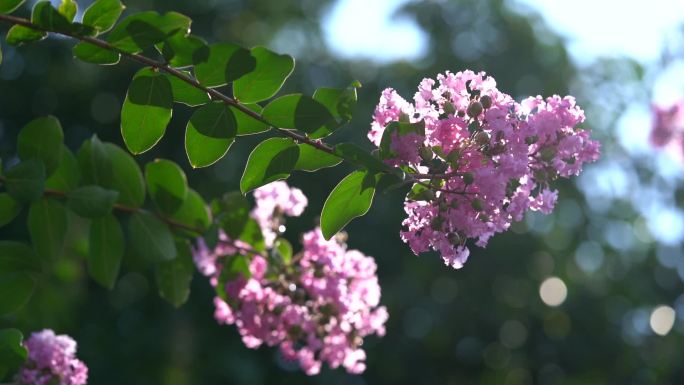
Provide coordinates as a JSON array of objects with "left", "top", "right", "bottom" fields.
[
  {"left": 650, "top": 101, "right": 684, "bottom": 157},
  {"left": 17, "top": 329, "right": 88, "bottom": 385},
  {"left": 194, "top": 182, "right": 387, "bottom": 375},
  {"left": 370, "top": 70, "right": 600, "bottom": 268},
  {"left": 251, "top": 181, "right": 307, "bottom": 247}
]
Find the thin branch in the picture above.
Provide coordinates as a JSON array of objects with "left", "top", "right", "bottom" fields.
[
  {"left": 0, "top": 13, "right": 336, "bottom": 156},
  {"left": 0, "top": 176, "right": 262, "bottom": 255}
]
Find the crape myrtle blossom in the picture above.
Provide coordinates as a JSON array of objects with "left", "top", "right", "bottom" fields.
[
  {"left": 370, "top": 70, "right": 600, "bottom": 269},
  {"left": 650, "top": 100, "right": 684, "bottom": 158},
  {"left": 193, "top": 182, "right": 387, "bottom": 375},
  {"left": 16, "top": 329, "right": 88, "bottom": 385}
]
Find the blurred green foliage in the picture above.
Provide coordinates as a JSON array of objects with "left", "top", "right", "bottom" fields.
[{"left": 0, "top": 0, "right": 681, "bottom": 384}]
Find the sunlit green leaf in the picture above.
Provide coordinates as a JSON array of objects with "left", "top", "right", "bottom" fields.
[
  {"left": 5, "top": 25, "right": 46, "bottom": 45},
  {"left": 73, "top": 42, "right": 120, "bottom": 65},
  {"left": 82, "top": 0, "right": 124, "bottom": 35},
  {"left": 294, "top": 144, "right": 342, "bottom": 172},
  {"left": 185, "top": 102, "right": 237, "bottom": 168},
  {"left": 158, "top": 32, "right": 207, "bottom": 68},
  {"left": 240, "top": 137, "right": 299, "bottom": 193},
  {"left": 233, "top": 104, "right": 269, "bottom": 136},
  {"left": 195, "top": 43, "right": 255, "bottom": 87},
  {"left": 107, "top": 11, "right": 191, "bottom": 53},
  {"left": 121, "top": 68, "right": 173, "bottom": 154},
  {"left": 233, "top": 46, "right": 294, "bottom": 103},
  {"left": 0, "top": 0, "right": 25, "bottom": 14},
  {"left": 262, "top": 94, "right": 335, "bottom": 138},
  {"left": 32, "top": 1, "right": 72, "bottom": 32},
  {"left": 321, "top": 170, "right": 378, "bottom": 239},
  {"left": 88, "top": 214, "right": 123, "bottom": 289},
  {"left": 165, "top": 71, "right": 210, "bottom": 106},
  {"left": 103, "top": 143, "right": 146, "bottom": 207},
  {"left": 58, "top": 0, "right": 77, "bottom": 22},
  {"left": 334, "top": 142, "right": 393, "bottom": 173}
]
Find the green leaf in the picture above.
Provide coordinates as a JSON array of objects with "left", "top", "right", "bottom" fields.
[
  {"left": 121, "top": 68, "right": 173, "bottom": 154},
  {"left": 6, "top": 25, "right": 46, "bottom": 46},
  {"left": 45, "top": 145, "right": 80, "bottom": 192},
  {"left": 334, "top": 142, "right": 393, "bottom": 173},
  {"left": 212, "top": 192, "right": 250, "bottom": 238},
  {"left": 233, "top": 104, "right": 269, "bottom": 136},
  {"left": 379, "top": 121, "right": 425, "bottom": 160},
  {"left": 155, "top": 240, "right": 193, "bottom": 307},
  {"left": 157, "top": 32, "right": 207, "bottom": 68},
  {"left": 0, "top": 241, "right": 41, "bottom": 272},
  {"left": 145, "top": 159, "right": 187, "bottom": 214},
  {"left": 77, "top": 135, "right": 112, "bottom": 186},
  {"left": 238, "top": 218, "right": 265, "bottom": 252},
  {"left": 4, "top": 159, "right": 45, "bottom": 203},
  {"left": 17, "top": 115, "right": 64, "bottom": 176},
  {"left": 185, "top": 102, "right": 237, "bottom": 168},
  {"left": 262, "top": 94, "right": 334, "bottom": 138},
  {"left": 240, "top": 138, "right": 299, "bottom": 193},
  {"left": 67, "top": 185, "right": 119, "bottom": 218},
  {"left": 313, "top": 84, "right": 359, "bottom": 123},
  {"left": 88, "top": 214, "right": 124, "bottom": 289},
  {"left": 78, "top": 138, "right": 146, "bottom": 207},
  {"left": 294, "top": 144, "right": 342, "bottom": 172},
  {"left": 273, "top": 238, "right": 292, "bottom": 265},
  {"left": 215, "top": 254, "right": 250, "bottom": 300},
  {"left": 82, "top": 0, "right": 124, "bottom": 35},
  {"left": 0, "top": 0, "right": 25, "bottom": 14},
  {"left": 58, "top": 0, "right": 77, "bottom": 22},
  {"left": 106, "top": 11, "right": 191, "bottom": 53},
  {"left": 73, "top": 42, "right": 120, "bottom": 65},
  {"left": 195, "top": 43, "right": 255, "bottom": 88},
  {"left": 165, "top": 71, "right": 210, "bottom": 106},
  {"left": 105, "top": 143, "right": 146, "bottom": 207},
  {"left": 128, "top": 211, "right": 176, "bottom": 262},
  {"left": 0, "top": 329, "right": 28, "bottom": 379},
  {"left": 0, "top": 272, "right": 34, "bottom": 316},
  {"left": 28, "top": 198, "right": 68, "bottom": 260},
  {"left": 0, "top": 193, "right": 21, "bottom": 227},
  {"left": 233, "top": 46, "right": 294, "bottom": 103},
  {"left": 32, "top": 1, "right": 72, "bottom": 32},
  {"left": 321, "top": 170, "right": 378, "bottom": 239},
  {"left": 170, "top": 188, "right": 210, "bottom": 232}
]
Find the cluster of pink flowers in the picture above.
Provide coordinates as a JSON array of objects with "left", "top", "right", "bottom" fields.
[
  {"left": 193, "top": 182, "right": 388, "bottom": 375},
  {"left": 369, "top": 70, "right": 600, "bottom": 268},
  {"left": 16, "top": 329, "right": 88, "bottom": 385},
  {"left": 650, "top": 101, "right": 684, "bottom": 156}
]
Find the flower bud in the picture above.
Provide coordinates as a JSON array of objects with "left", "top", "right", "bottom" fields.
[
  {"left": 467, "top": 101, "right": 483, "bottom": 118},
  {"left": 419, "top": 146, "right": 433, "bottom": 161},
  {"left": 462, "top": 172, "right": 474, "bottom": 185},
  {"left": 443, "top": 101, "right": 456, "bottom": 115},
  {"left": 457, "top": 110, "right": 466, "bottom": 118},
  {"left": 431, "top": 216, "right": 444, "bottom": 230},
  {"left": 540, "top": 147, "right": 556, "bottom": 161},
  {"left": 480, "top": 94, "right": 492, "bottom": 109},
  {"left": 474, "top": 131, "right": 490, "bottom": 146},
  {"left": 470, "top": 198, "right": 483, "bottom": 211}
]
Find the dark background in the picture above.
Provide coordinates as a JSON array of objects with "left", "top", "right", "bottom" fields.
[{"left": 1, "top": 0, "right": 682, "bottom": 384}]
